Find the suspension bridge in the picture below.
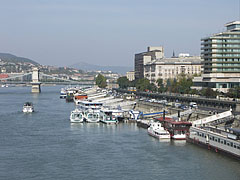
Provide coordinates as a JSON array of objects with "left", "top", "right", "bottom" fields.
[{"left": 0, "top": 67, "right": 95, "bottom": 93}]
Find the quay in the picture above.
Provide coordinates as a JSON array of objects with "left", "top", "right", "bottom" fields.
[{"left": 115, "top": 88, "right": 240, "bottom": 112}]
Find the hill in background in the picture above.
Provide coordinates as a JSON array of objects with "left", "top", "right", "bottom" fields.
[
  {"left": 0, "top": 53, "right": 39, "bottom": 65},
  {"left": 70, "top": 61, "right": 133, "bottom": 75}
]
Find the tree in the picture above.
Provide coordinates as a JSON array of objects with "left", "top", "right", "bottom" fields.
[
  {"left": 200, "top": 87, "right": 218, "bottom": 98},
  {"left": 177, "top": 75, "right": 193, "bottom": 94},
  {"left": 156, "top": 78, "right": 165, "bottom": 93},
  {"left": 226, "top": 87, "right": 240, "bottom": 98},
  {"left": 117, "top": 76, "right": 130, "bottom": 89},
  {"left": 135, "top": 78, "right": 151, "bottom": 91},
  {"left": 95, "top": 74, "right": 107, "bottom": 88}
]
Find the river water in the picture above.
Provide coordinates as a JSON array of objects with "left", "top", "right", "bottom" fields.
[{"left": 0, "top": 86, "right": 239, "bottom": 180}]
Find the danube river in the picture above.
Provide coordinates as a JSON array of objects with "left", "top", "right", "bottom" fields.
[{"left": 0, "top": 86, "right": 239, "bottom": 180}]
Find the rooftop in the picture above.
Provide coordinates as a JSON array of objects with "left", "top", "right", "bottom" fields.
[{"left": 146, "top": 56, "right": 202, "bottom": 65}]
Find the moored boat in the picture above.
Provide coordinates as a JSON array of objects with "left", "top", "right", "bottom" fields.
[
  {"left": 70, "top": 109, "right": 84, "bottom": 123},
  {"left": 99, "top": 109, "right": 118, "bottom": 124},
  {"left": 85, "top": 109, "right": 100, "bottom": 123},
  {"left": 155, "top": 117, "right": 192, "bottom": 140},
  {"left": 147, "top": 122, "right": 170, "bottom": 139}
]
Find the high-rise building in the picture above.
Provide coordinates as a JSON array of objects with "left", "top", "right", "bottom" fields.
[
  {"left": 134, "top": 46, "right": 164, "bottom": 79},
  {"left": 193, "top": 21, "right": 240, "bottom": 92}
]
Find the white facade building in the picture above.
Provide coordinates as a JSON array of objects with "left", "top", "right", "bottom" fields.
[
  {"left": 126, "top": 71, "right": 135, "bottom": 81},
  {"left": 144, "top": 56, "right": 202, "bottom": 83}
]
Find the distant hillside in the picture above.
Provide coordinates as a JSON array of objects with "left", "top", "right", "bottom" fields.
[
  {"left": 0, "top": 53, "right": 39, "bottom": 65},
  {"left": 70, "top": 62, "right": 133, "bottom": 75}
]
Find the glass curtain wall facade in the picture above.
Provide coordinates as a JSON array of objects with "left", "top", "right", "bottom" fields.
[{"left": 201, "top": 21, "right": 240, "bottom": 89}]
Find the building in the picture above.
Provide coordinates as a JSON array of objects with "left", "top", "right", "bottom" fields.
[
  {"left": 193, "top": 21, "right": 240, "bottom": 93},
  {"left": 126, "top": 71, "right": 135, "bottom": 81},
  {"left": 144, "top": 55, "right": 202, "bottom": 83},
  {"left": 134, "top": 46, "right": 164, "bottom": 79}
]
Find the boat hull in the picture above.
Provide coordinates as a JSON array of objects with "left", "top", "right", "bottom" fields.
[
  {"left": 147, "top": 129, "right": 171, "bottom": 139},
  {"left": 172, "top": 134, "right": 186, "bottom": 140},
  {"left": 187, "top": 137, "right": 240, "bottom": 160},
  {"left": 23, "top": 108, "right": 34, "bottom": 113}
]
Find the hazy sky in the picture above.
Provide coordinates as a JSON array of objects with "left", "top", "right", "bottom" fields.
[{"left": 0, "top": 0, "right": 238, "bottom": 67}]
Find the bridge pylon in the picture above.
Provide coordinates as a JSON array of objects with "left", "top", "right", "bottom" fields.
[{"left": 31, "top": 67, "right": 41, "bottom": 93}]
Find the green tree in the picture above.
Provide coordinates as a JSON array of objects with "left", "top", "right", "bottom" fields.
[
  {"left": 226, "top": 87, "right": 240, "bottom": 98},
  {"left": 156, "top": 78, "right": 165, "bottom": 93},
  {"left": 200, "top": 87, "right": 218, "bottom": 98},
  {"left": 117, "top": 76, "right": 130, "bottom": 89},
  {"left": 177, "top": 75, "right": 193, "bottom": 94},
  {"left": 148, "top": 83, "right": 157, "bottom": 92},
  {"left": 96, "top": 74, "right": 107, "bottom": 88},
  {"left": 136, "top": 78, "right": 151, "bottom": 91}
]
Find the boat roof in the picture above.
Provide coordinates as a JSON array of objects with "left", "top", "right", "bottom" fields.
[
  {"left": 78, "top": 100, "right": 103, "bottom": 105},
  {"left": 155, "top": 117, "right": 192, "bottom": 125},
  {"left": 228, "top": 128, "right": 240, "bottom": 135},
  {"left": 24, "top": 102, "right": 33, "bottom": 105}
]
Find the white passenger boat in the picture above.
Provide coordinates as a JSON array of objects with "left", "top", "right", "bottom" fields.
[
  {"left": 147, "top": 122, "right": 170, "bottom": 139},
  {"left": 60, "top": 88, "right": 67, "bottom": 99},
  {"left": 23, "top": 102, "right": 34, "bottom": 113},
  {"left": 85, "top": 109, "right": 101, "bottom": 123},
  {"left": 70, "top": 109, "right": 84, "bottom": 123},
  {"left": 188, "top": 126, "right": 240, "bottom": 159},
  {"left": 99, "top": 109, "right": 118, "bottom": 124},
  {"left": 71, "top": 100, "right": 103, "bottom": 123}
]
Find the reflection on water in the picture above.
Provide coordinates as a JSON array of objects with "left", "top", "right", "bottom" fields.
[{"left": 172, "top": 140, "right": 187, "bottom": 146}]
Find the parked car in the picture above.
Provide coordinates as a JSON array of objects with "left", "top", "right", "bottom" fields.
[{"left": 189, "top": 102, "right": 198, "bottom": 108}]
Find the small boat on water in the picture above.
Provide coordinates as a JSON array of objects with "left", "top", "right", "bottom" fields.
[
  {"left": 60, "top": 88, "right": 67, "bottom": 99},
  {"left": 23, "top": 102, "right": 34, "bottom": 113},
  {"left": 148, "top": 122, "right": 170, "bottom": 139}
]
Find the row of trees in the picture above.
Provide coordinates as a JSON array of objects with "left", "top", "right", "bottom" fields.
[
  {"left": 96, "top": 73, "right": 240, "bottom": 98},
  {"left": 117, "top": 74, "right": 220, "bottom": 98}
]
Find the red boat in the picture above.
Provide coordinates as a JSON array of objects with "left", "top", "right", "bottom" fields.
[{"left": 155, "top": 117, "right": 192, "bottom": 140}]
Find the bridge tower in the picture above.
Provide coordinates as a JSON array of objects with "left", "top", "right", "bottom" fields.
[{"left": 31, "top": 67, "right": 41, "bottom": 93}]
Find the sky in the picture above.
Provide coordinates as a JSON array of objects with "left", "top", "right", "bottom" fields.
[{"left": 0, "top": 0, "right": 238, "bottom": 68}]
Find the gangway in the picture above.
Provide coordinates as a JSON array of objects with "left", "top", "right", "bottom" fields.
[
  {"left": 192, "top": 109, "right": 233, "bottom": 126},
  {"left": 141, "top": 111, "right": 168, "bottom": 118}
]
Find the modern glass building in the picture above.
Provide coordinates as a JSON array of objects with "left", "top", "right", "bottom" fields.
[{"left": 193, "top": 21, "right": 240, "bottom": 92}]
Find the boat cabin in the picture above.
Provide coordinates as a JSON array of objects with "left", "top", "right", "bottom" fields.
[
  {"left": 155, "top": 117, "right": 192, "bottom": 140},
  {"left": 76, "top": 100, "right": 103, "bottom": 110}
]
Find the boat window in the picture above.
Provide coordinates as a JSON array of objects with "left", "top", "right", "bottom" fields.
[{"left": 224, "top": 140, "right": 226, "bottom": 145}]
